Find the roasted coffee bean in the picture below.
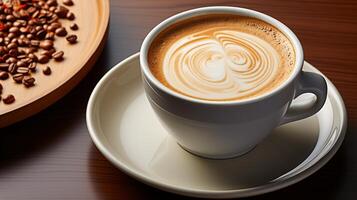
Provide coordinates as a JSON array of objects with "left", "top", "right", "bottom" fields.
[
  {"left": 51, "top": 22, "right": 62, "bottom": 29},
  {"left": 3, "top": 94, "right": 15, "bottom": 104},
  {"left": 63, "top": 0, "right": 74, "bottom": 6},
  {"left": 5, "top": 21, "right": 12, "bottom": 27},
  {"left": 4, "top": 23, "right": 11, "bottom": 30},
  {"left": 13, "top": 21, "right": 21, "bottom": 27},
  {"left": 16, "top": 60, "right": 27, "bottom": 67},
  {"left": 55, "top": 27, "right": 67, "bottom": 36},
  {"left": 66, "top": 12, "right": 75, "bottom": 20},
  {"left": 27, "top": 7, "right": 37, "bottom": 14},
  {"left": 26, "top": 33, "right": 34, "bottom": 39},
  {"left": 35, "top": 26, "right": 43, "bottom": 32},
  {"left": 12, "top": 73, "right": 24, "bottom": 83},
  {"left": 28, "top": 62, "right": 37, "bottom": 72},
  {"left": 18, "top": 48, "right": 26, "bottom": 55},
  {"left": 41, "top": 50, "right": 52, "bottom": 58},
  {"left": 4, "top": 37, "right": 10, "bottom": 44},
  {"left": 47, "top": 0, "right": 58, "bottom": 6},
  {"left": 12, "top": 11, "right": 21, "bottom": 19},
  {"left": 20, "top": 27, "right": 29, "bottom": 33},
  {"left": 7, "top": 63, "right": 17, "bottom": 74},
  {"left": 48, "top": 15, "right": 59, "bottom": 24},
  {"left": 30, "top": 39, "right": 40, "bottom": 47},
  {"left": 70, "top": 23, "right": 78, "bottom": 30},
  {"left": 17, "top": 20, "right": 27, "bottom": 26},
  {"left": 22, "top": 38, "right": 30, "bottom": 45},
  {"left": 28, "top": 53, "right": 38, "bottom": 62},
  {"left": 48, "top": 48, "right": 56, "bottom": 55},
  {"left": 49, "top": 6, "right": 56, "bottom": 12},
  {"left": 11, "top": 38, "right": 18, "bottom": 44},
  {"left": 52, "top": 51, "right": 64, "bottom": 61},
  {"left": 19, "top": 10, "right": 29, "bottom": 18},
  {"left": 23, "top": 76, "right": 35, "bottom": 87},
  {"left": 8, "top": 49, "right": 18, "bottom": 57},
  {"left": 17, "top": 67, "right": 29, "bottom": 74},
  {"left": 17, "top": 54, "right": 27, "bottom": 59},
  {"left": 47, "top": 25, "right": 55, "bottom": 32},
  {"left": 66, "top": 34, "right": 77, "bottom": 44},
  {"left": 22, "top": 58, "right": 33, "bottom": 64},
  {"left": 38, "top": 1, "right": 46, "bottom": 7},
  {"left": 43, "top": 66, "right": 52, "bottom": 75},
  {"left": 0, "top": 63, "right": 9, "bottom": 71},
  {"left": 43, "top": 4, "right": 50, "bottom": 10},
  {"left": 38, "top": 54, "right": 49, "bottom": 64},
  {"left": 38, "top": 11, "right": 47, "bottom": 19},
  {"left": 36, "top": 29, "right": 47, "bottom": 39},
  {"left": 7, "top": 42, "right": 17, "bottom": 49},
  {"left": 0, "top": 46, "right": 6, "bottom": 53},
  {"left": 0, "top": 46, "right": 8, "bottom": 55},
  {"left": 6, "top": 57, "right": 17, "bottom": 64},
  {"left": 32, "top": 10, "right": 40, "bottom": 19},
  {"left": 0, "top": 71, "right": 9, "bottom": 80},
  {"left": 55, "top": 6, "right": 69, "bottom": 18},
  {"left": 40, "top": 40, "right": 54, "bottom": 50},
  {"left": 45, "top": 32, "right": 55, "bottom": 40},
  {"left": 7, "top": 33, "right": 16, "bottom": 39},
  {"left": 0, "top": 45, "right": 9, "bottom": 52},
  {"left": 27, "top": 25, "right": 35, "bottom": 32},
  {"left": 17, "top": 38, "right": 25, "bottom": 46},
  {"left": 8, "top": 63, "right": 17, "bottom": 74},
  {"left": 6, "top": 15, "right": 15, "bottom": 21},
  {"left": 9, "top": 27, "right": 19, "bottom": 34},
  {"left": 4, "top": 8, "right": 12, "bottom": 15},
  {"left": 41, "top": 48, "right": 56, "bottom": 58},
  {"left": 24, "top": 47, "right": 35, "bottom": 54},
  {"left": 3, "top": 56, "right": 10, "bottom": 63}
]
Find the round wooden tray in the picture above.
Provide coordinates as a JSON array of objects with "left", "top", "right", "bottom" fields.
[{"left": 0, "top": 0, "right": 110, "bottom": 128}]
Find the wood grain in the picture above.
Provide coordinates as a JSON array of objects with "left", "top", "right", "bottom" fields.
[
  {"left": 0, "top": 0, "right": 109, "bottom": 128},
  {"left": 1, "top": 0, "right": 357, "bottom": 199}
]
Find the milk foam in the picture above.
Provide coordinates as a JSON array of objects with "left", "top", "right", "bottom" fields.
[
  {"left": 163, "top": 29, "right": 281, "bottom": 100},
  {"left": 148, "top": 15, "right": 295, "bottom": 101}
]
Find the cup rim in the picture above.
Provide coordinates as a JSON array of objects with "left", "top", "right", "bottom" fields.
[{"left": 140, "top": 6, "right": 304, "bottom": 105}]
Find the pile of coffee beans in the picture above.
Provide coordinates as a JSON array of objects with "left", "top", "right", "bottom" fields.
[{"left": 0, "top": 0, "right": 78, "bottom": 105}]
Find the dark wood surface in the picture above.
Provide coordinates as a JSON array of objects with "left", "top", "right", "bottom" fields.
[{"left": 1, "top": 0, "right": 356, "bottom": 199}]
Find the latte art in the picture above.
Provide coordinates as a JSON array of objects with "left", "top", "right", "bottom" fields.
[
  {"left": 148, "top": 14, "right": 295, "bottom": 101},
  {"left": 163, "top": 29, "right": 280, "bottom": 100}
]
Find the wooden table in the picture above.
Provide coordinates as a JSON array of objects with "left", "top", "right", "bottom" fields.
[{"left": 1, "top": 0, "right": 356, "bottom": 199}]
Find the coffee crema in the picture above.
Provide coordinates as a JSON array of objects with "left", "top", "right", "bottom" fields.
[{"left": 148, "top": 14, "right": 295, "bottom": 101}]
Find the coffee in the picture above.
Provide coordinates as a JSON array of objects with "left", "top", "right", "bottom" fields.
[{"left": 148, "top": 14, "right": 295, "bottom": 101}]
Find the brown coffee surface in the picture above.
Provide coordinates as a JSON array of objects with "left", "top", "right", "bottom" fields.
[{"left": 148, "top": 14, "right": 295, "bottom": 101}]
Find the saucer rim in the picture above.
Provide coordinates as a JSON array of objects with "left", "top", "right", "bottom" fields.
[{"left": 86, "top": 53, "right": 347, "bottom": 198}]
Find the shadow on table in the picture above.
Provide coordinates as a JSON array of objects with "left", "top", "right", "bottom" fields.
[
  {"left": 88, "top": 141, "right": 348, "bottom": 200},
  {"left": 88, "top": 144, "right": 192, "bottom": 200}
]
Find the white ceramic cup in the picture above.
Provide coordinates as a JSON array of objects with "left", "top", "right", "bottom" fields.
[{"left": 140, "top": 6, "right": 327, "bottom": 159}]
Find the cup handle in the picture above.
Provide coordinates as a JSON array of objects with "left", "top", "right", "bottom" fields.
[{"left": 280, "top": 71, "right": 327, "bottom": 125}]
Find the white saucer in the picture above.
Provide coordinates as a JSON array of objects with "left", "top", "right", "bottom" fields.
[{"left": 86, "top": 53, "right": 347, "bottom": 198}]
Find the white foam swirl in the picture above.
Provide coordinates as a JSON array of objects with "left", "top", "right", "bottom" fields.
[{"left": 163, "top": 28, "right": 281, "bottom": 100}]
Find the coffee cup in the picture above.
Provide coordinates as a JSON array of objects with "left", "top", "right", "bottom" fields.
[{"left": 140, "top": 6, "right": 327, "bottom": 159}]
